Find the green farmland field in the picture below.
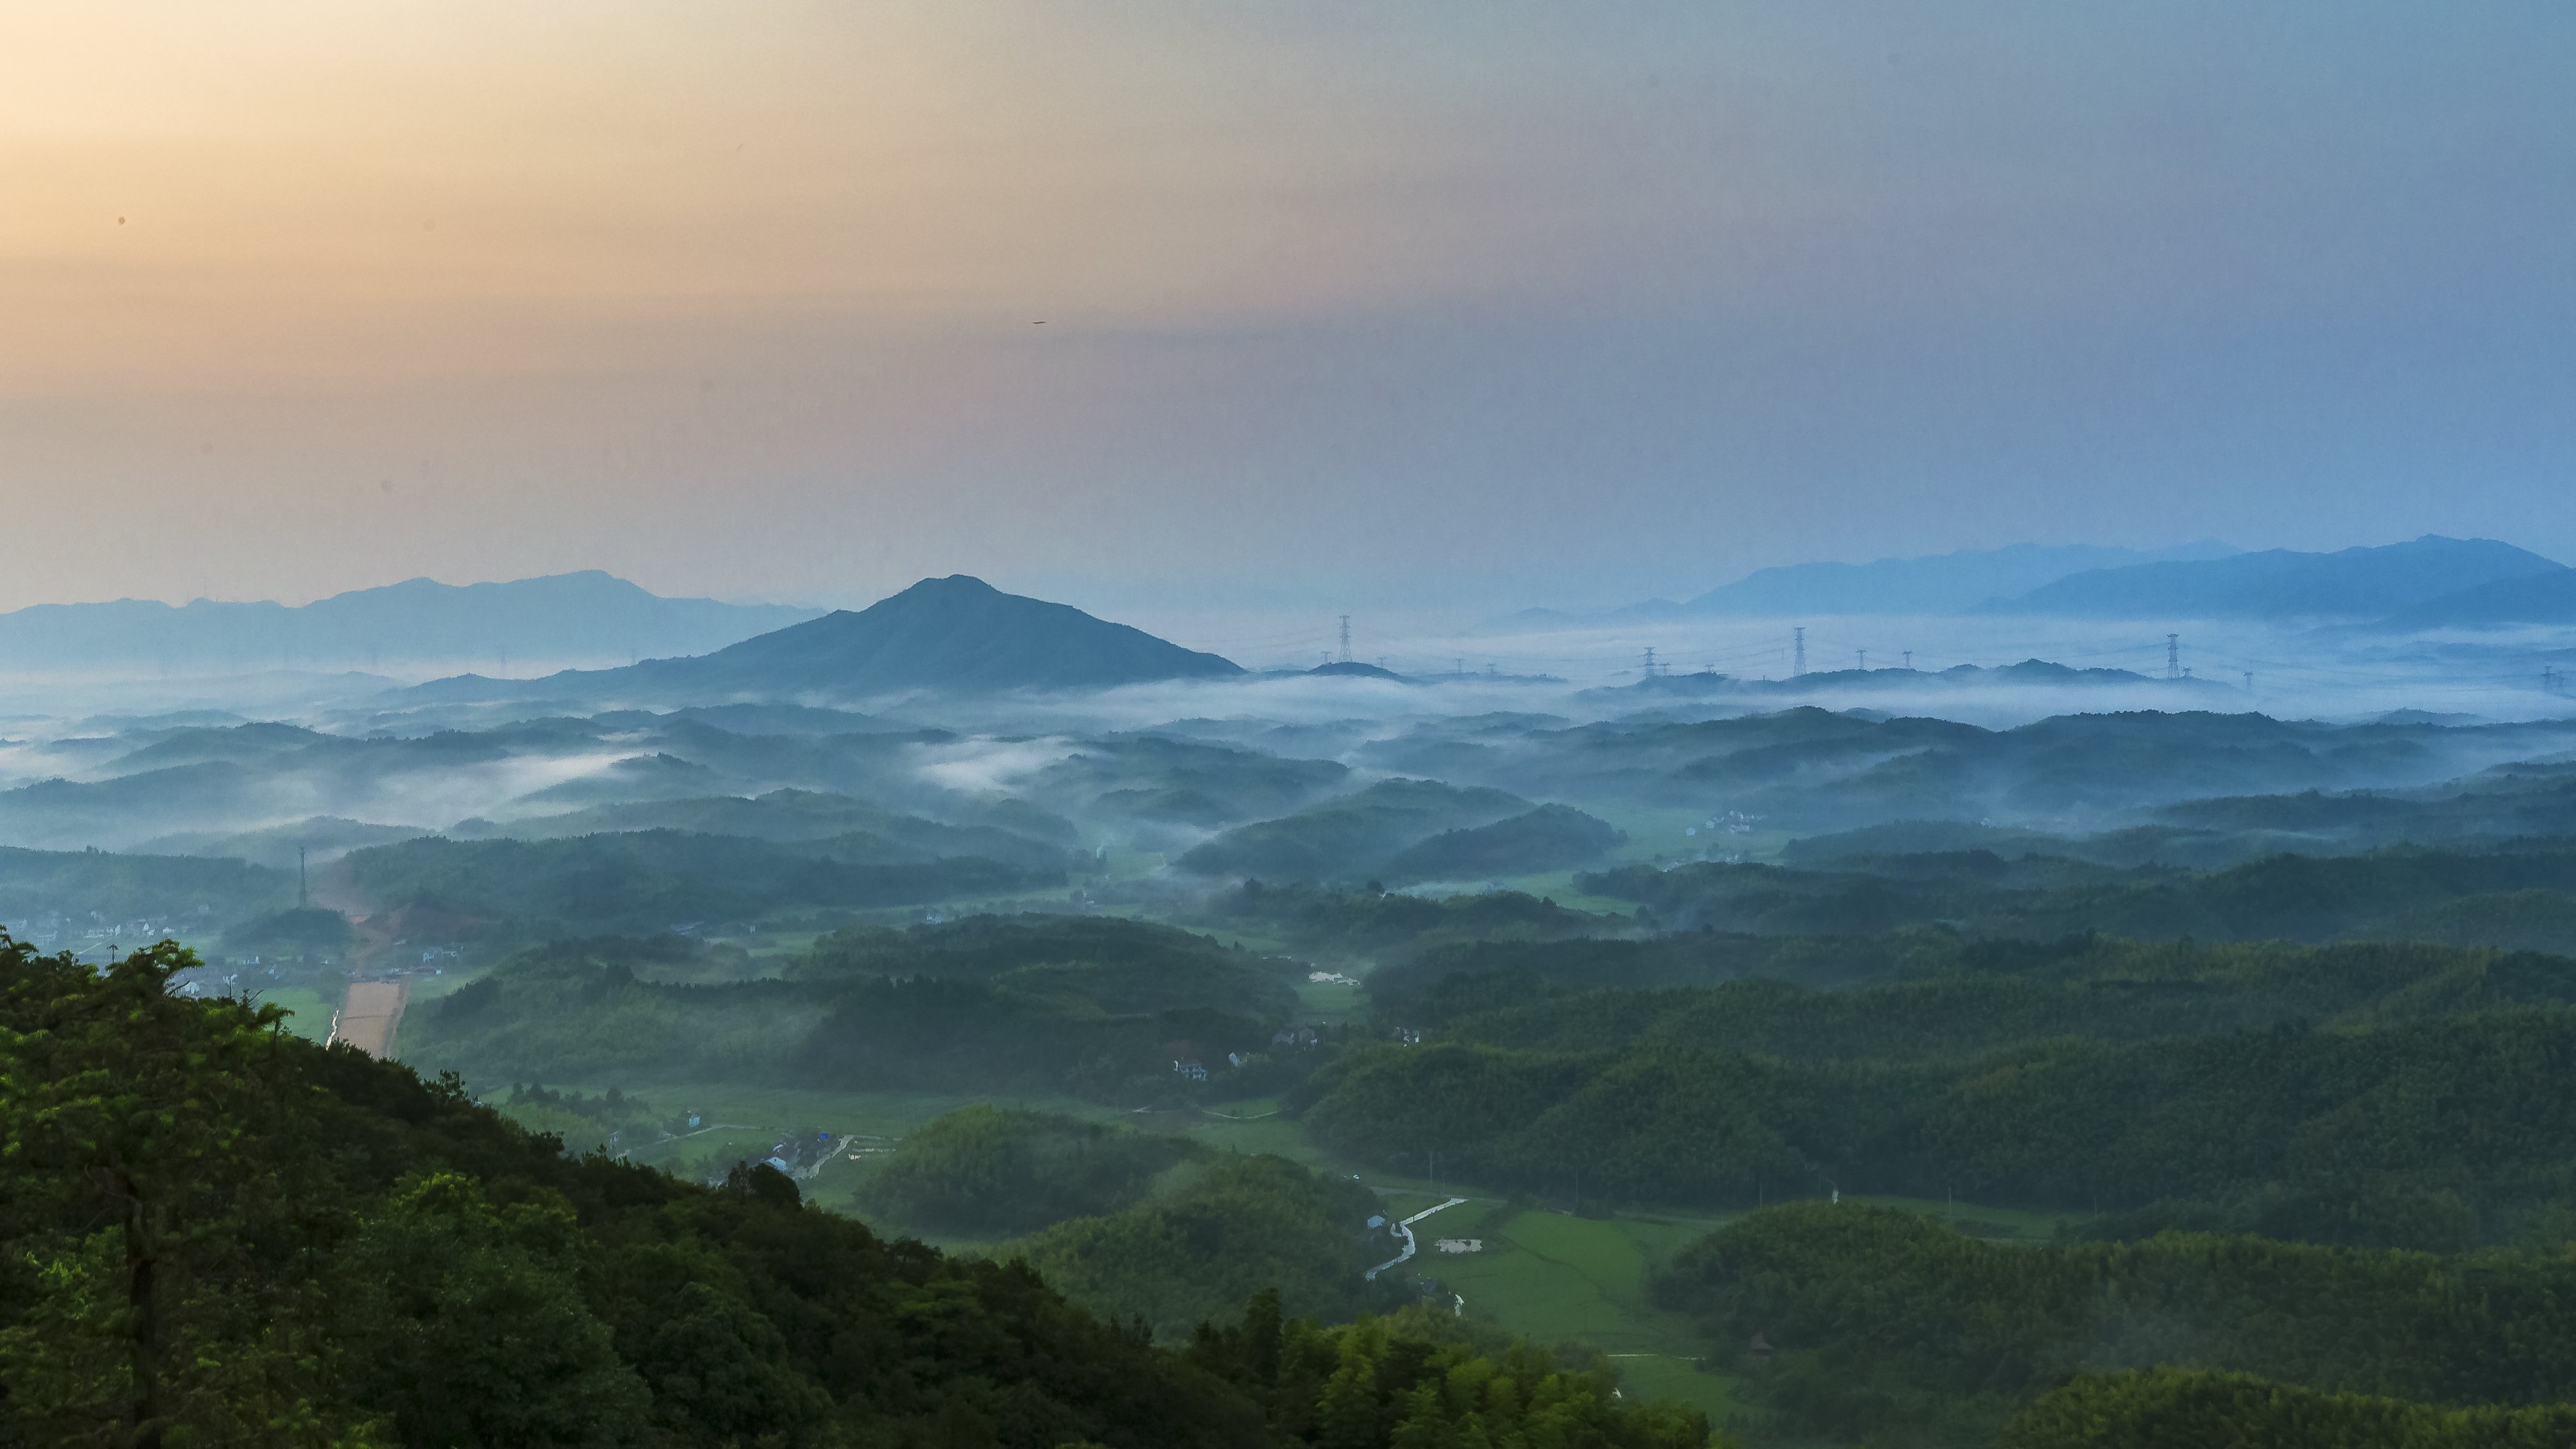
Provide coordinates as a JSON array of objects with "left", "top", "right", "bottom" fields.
[{"left": 259, "top": 985, "right": 335, "bottom": 1041}]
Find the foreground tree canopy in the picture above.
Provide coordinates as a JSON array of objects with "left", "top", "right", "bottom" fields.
[{"left": 0, "top": 934, "right": 1711, "bottom": 1449}]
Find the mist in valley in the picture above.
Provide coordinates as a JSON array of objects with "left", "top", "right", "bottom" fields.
[{"left": 12, "top": 6, "right": 2576, "bottom": 1445}]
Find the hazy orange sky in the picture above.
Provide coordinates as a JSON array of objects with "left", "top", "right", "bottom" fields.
[{"left": 5, "top": 4, "right": 2572, "bottom": 620}]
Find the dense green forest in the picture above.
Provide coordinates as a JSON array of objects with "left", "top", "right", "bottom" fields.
[
  {"left": 1581, "top": 840, "right": 2576, "bottom": 953},
  {"left": 1184, "top": 880, "right": 1610, "bottom": 959},
  {"left": 1387, "top": 934, "right": 2576, "bottom": 1058},
  {"left": 222, "top": 904, "right": 359, "bottom": 961},
  {"left": 0, "top": 844, "right": 289, "bottom": 931},
  {"left": 1654, "top": 1203, "right": 2576, "bottom": 1446},
  {"left": 1010, "top": 1154, "right": 1391, "bottom": 1338},
  {"left": 1999, "top": 1369, "right": 2576, "bottom": 1448},
  {"left": 1310, "top": 936, "right": 2576, "bottom": 1245},
  {"left": 409, "top": 920, "right": 1319, "bottom": 1101},
  {"left": 343, "top": 830, "right": 1063, "bottom": 932},
  {"left": 1375, "top": 806, "right": 1628, "bottom": 885},
  {"left": 851, "top": 1106, "right": 1200, "bottom": 1237},
  {"left": 790, "top": 915, "right": 1300, "bottom": 1019},
  {"left": 0, "top": 935, "right": 1713, "bottom": 1448},
  {"left": 493, "top": 788, "right": 1081, "bottom": 871},
  {"left": 1176, "top": 780, "right": 1543, "bottom": 881}
]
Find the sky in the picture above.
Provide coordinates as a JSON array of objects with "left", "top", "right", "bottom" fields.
[{"left": 4, "top": 2, "right": 2572, "bottom": 625}]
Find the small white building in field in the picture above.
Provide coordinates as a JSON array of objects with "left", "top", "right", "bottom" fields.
[{"left": 1433, "top": 1238, "right": 1483, "bottom": 1254}]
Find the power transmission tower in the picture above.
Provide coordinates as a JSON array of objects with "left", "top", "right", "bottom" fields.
[
  {"left": 1338, "top": 615, "right": 1351, "bottom": 663},
  {"left": 298, "top": 847, "right": 309, "bottom": 911},
  {"left": 1793, "top": 627, "right": 1806, "bottom": 677},
  {"left": 2166, "top": 633, "right": 2180, "bottom": 680},
  {"left": 1902, "top": 650, "right": 1912, "bottom": 670},
  {"left": 1642, "top": 646, "right": 1657, "bottom": 678},
  {"left": 1857, "top": 648, "right": 1867, "bottom": 672},
  {"left": 2243, "top": 671, "right": 2254, "bottom": 694}
]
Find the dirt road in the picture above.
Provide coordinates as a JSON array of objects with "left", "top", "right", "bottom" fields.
[{"left": 330, "top": 980, "right": 408, "bottom": 1058}]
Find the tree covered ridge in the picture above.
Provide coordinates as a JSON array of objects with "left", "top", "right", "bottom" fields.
[
  {"left": 1999, "top": 1368, "right": 2576, "bottom": 1448},
  {"left": 850, "top": 1104, "right": 1202, "bottom": 1239},
  {"left": 0, "top": 933, "right": 1714, "bottom": 1448},
  {"left": 1654, "top": 1203, "right": 2576, "bottom": 1446},
  {"left": 1303, "top": 935, "right": 2576, "bottom": 1246},
  {"left": 405, "top": 922, "right": 1309, "bottom": 1104}
]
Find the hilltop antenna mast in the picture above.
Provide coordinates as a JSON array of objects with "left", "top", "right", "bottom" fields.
[
  {"left": 2243, "top": 672, "right": 2254, "bottom": 695},
  {"left": 2166, "top": 633, "right": 2180, "bottom": 680},
  {"left": 298, "top": 847, "right": 309, "bottom": 911},
  {"left": 1902, "top": 650, "right": 1913, "bottom": 671},
  {"left": 1793, "top": 627, "right": 1806, "bottom": 677},
  {"left": 1337, "top": 615, "right": 1352, "bottom": 664},
  {"left": 1857, "top": 648, "right": 1867, "bottom": 672}
]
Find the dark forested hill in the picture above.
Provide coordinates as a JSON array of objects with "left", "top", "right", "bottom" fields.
[
  {"left": 1581, "top": 841, "right": 2576, "bottom": 955},
  {"left": 1311, "top": 934, "right": 2576, "bottom": 1245},
  {"left": 415, "top": 575, "right": 1245, "bottom": 701},
  {"left": 1655, "top": 1203, "right": 2576, "bottom": 1447},
  {"left": 1176, "top": 779, "right": 1536, "bottom": 882},
  {"left": 0, "top": 938, "right": 1711, "bottom": 1448},
  {"left": 406, "top": 923, "right": 1304, "bottom": 1099},
  {"left": 341, "top": 829, "right": 1062, "bottom": 931}
]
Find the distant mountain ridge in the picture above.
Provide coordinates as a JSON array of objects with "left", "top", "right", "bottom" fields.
[
  {"left": 0, "top": 571, "right": 819, "bottom": 677},
  {"left": 413, "top": 575, "right": 1245, "bottom": 701},
  {"left": 1987, "top": 536, "right": 2564, "bottom": 622},
  {"left": 2360, "top": 569, "right": 2576, "bottom": 632},
  {"left": 1505, "top": 541, "right": 2238, "bottom": 625},
  {"left": 1668, "top": 541, "right": 2240, "bottom": 617}
]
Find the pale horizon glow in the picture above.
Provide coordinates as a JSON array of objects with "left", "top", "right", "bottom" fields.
[{"left": 4, "top": 3, "right": 2572, "bottom": 622}]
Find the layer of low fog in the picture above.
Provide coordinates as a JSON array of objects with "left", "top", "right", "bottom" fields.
[{"left": 0, "top": 605, "right": 2570, "bottom": 895}]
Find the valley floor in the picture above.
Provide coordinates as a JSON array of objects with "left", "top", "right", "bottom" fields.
[{"left": 488, "top": 1074, "right": 2079, "bottom": 1433}]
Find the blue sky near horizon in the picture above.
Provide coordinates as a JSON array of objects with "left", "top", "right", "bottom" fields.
[{"left": 3, "top": 3, "right": 2569, "bottom": 622}]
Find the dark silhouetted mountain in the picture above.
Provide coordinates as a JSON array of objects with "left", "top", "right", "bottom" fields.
[
  {"left": 1988, "top": 536, "right": 2564, "bottom": 620},
  {"left": 2362, "top": 568, "right": 2576, "bottom": 632},
  {"left": 419, "top": 575, "right": 1244, "bottom": 701},
  {"left": 0, "top": 571, "right": 819, "bottom": 677}
]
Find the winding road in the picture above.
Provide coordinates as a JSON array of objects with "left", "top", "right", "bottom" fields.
[{"left": 1365, "top": 1196, "right": 1468, "bottom": 1281}]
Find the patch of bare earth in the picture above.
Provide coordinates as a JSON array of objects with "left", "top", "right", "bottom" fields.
[{"left": 330, "top": 980, "right": 407, "bottom": 1058}]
